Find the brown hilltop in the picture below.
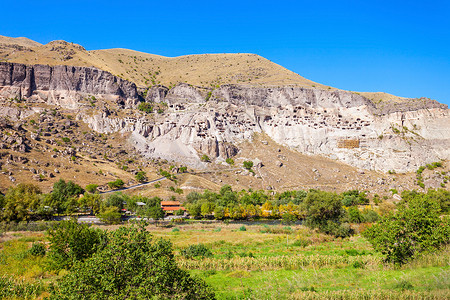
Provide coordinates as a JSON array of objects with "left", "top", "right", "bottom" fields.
[{"left": 0, "top": 35, "right": 409, "bottom": 102}]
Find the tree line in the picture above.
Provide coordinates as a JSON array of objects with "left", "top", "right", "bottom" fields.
[{"left": 0, "top": 180, "right": 164, "bottom": 224}]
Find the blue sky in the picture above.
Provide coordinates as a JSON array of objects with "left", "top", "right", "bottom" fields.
[{"left": 2, "top": 0, "right": 450, "bottom": 105}]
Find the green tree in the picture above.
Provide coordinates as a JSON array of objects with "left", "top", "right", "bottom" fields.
[
  {"left": 85, "top": 184, "right": 98, "bottom": 194},
  {"left": 213, "top": 206, "right": 225, "bottom": 220},
  {"left": 135, "top": 171, "right": 147, "bottom": 183},
  {"left": 302, "top": 190, "right": 350, "bottom": 237},
  {"left": 47, "top": 220, "right": 104, "bottom": 270},
  {"left": 107, "top": 179, "right": 124, "bottom": 190},
  {"left": 363, "top": 194, "right": 450, "bottom": 265},
  {"left": 50, "top": 226, "right": 215, "bottom": 299},
  {"left": 146, "top": 205, "right": 165, "bottom": 222},
  {"left": 78, "top": 192, "right": 102, "bottom": 214},
  {"left": 187, "top": 203, "right": 201, "bottom": 218},
  {"left": 98, "top": 206, "right": 122, "bottom": 224},
  {"left": 2, "top": 183, "right": 42, "bottom": 222},
  {"left": 45, "top": 179, "right": 84, "bottom": 214},
  {"left": 104, "top": 192, "right": 128, "bottom": 210}
]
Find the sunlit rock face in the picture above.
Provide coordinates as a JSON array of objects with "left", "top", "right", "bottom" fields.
[{"left": 1, "top": 62, "right": 449, "bottom": 171}]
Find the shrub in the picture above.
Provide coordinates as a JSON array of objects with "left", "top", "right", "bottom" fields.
[
  {"left": 181, "top": 244, "right": 213, "bottom": 259},
  {"left": 137, "top": 102, "right": 153, "bottom": 113},
  {"left": 29, "top": 242, "right": 46, "bottom": 256},
  {"left": 50, "top": 226, "right": 215, "bottom": 299},
  {"left": 175, "top": 209, "right": 185, "bottom": 216},
  {"left": 85, "top": 184, "right": 98, "bottom": 194},
  {"left": 108, "top": 179, "right": 124, "bottom": 190},
  {"left": 226, "top": 158, "right": 234, "bottom": 165},
  {"left": 47, "top": 220, "right": 104, "bottom": 270},
  {"left": 363, "top": 194, "right": 450, "bottom": 265},
  {"left": 239, "top": 225, "right": 247, "bottom": 231},
  {"left": 243, "top": 161, "right": 253, "bottom": 170},
  {"left": 292, "top": 239, "right": 311, "bottom": 247},
  {"left": 201, "top": 155, "right": 210, "bottom": 162},
  {"left": 393, "top": 280, "right": 414, "bottom": 291},
  {"left": 135, "top": 171, "right": 147, "bottom": 183}
]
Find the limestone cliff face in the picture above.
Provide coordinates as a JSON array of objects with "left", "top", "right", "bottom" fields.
[
  {"left": 0, "top": 62, "right": 139, "bottom": 108},
  {"left": 0, "top": 62, "right": 448, "bottom": 172},
  {"left": 81, "top": 83, "right": 450, "bottom": 172}
]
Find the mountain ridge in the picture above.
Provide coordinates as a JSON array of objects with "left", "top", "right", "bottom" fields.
[{"left": 0, "top": 35, "right": 415, "bottom": 103}]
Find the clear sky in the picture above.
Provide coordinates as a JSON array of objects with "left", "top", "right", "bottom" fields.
[{"left": 2, "top": 0, "right": 450, "bottom": 105}]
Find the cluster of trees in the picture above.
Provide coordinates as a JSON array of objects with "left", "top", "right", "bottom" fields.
[
  {"left": 0, "top": 180, "right": 165, "bottom": 224},
  {"left": 46, "top": 221, "right": 215, "bottom": 299},
  {"left": 0, "top": 181, "right": 84, "bottom": 222},
  {"left": 185, "top": 186, "right": 379, "bottom": 237},
  {"left": 99, "top": 193, "right": 164, "bottom": 224}
]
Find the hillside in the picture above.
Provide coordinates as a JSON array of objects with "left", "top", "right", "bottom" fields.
[
  {"left": 0, "top": 36, "right": 448, "bottom": 198},
  {"left": 0, "top": 36, "right": 407, "bottom": 102}
]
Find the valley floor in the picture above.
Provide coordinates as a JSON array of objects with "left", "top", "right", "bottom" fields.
[{"left": 0, "top": 222, "right": 448, "bottom": 299}]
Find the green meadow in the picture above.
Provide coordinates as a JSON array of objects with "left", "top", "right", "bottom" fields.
[{"left": 1, "top": 222, "right": 448, "bottom": 299}]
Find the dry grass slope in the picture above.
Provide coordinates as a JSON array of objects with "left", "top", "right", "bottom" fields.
[{"left": 0, "top": 36, "right": 408, "bottom": 102}]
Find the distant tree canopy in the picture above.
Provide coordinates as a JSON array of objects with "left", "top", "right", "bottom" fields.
[
  {"left": 50, "top": 225, "right": 215, "bottom": 299},
  {"left": 2, "top": 184, "right": 43, "bottom": 222},
  {"left": 43, "top": 179, "right": 84, "bottom": 214}
]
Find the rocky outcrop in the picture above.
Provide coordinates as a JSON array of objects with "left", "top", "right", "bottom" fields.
[
  {"left": 1, "top": 63, "right": 448, "bottom": 172},
  {"left": 0, "top": 62, "right": 139, "bottom": 108},
  {"left": 145, "top": 85, "right": 168, "bottom": 103},
  {"left": 213, "top": 85, "right": 375, "bottom": 110},
  {"left": 134, "top": 84, "right": 450, "bottom": 172}
]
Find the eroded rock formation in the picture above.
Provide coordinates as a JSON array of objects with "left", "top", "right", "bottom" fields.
[
  {"left": 1, "top": 62, "right": 449, "bottom": 172},
  {"left": 0, "top": 62, "right": 139, "bottom": 108}
]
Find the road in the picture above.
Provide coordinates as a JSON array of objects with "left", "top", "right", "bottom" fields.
[{"left": 100, "top": 176, "right": 167, "bottom": 195}]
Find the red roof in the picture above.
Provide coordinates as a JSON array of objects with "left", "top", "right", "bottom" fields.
[{"left": 162, "top": 206, "right": 186, "bottom": 211}]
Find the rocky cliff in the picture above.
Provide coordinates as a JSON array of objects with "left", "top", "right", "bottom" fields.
[
  {"left": 84, "top": 83, "right": 450, "bottom": 172},
  {"left": 0, "top": 62, "right": 449, "bottom": 173},
  {"left": 0, "top": 62, "right": 139, "bottom": 108}
]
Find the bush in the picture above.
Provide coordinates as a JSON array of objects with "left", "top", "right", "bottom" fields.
[
  {"left": 239, "top": 225, "right": 247, "bottom": 231},
  {"left": 47, "top": 220, "right": 104, "bottom": 270},
  {"left": 85, "top": 184, "right": 98, "bottom": 194},
  {"left": 137, "top": 102, "right": 153, "bottom": 113},
  {"left": 201, "top": 155, "right": 210, "bottom": 162},
  {"left": 135, "top": 171, "right": 147, "bottom": 183},
  {"left": 292, "top": 239, "right": 311, "bottom": 247},
  {"left": 107, "top": 179, "right": 124, "bottom": 190},
  {"left": 363, "top": 194, "right": 450, "bottom": 265},
  {"left": 226, "top": 158, "right": 234, "bottom": 165},
  {"left": 50, "top": 226, "right": 215, "bottom": 299},
  {"left": 181, "top": 243, "right": 213, "bottom": 259},
  {"left": 243, "top": 161, "right": 253, "bottom": 170},
  {"left": 29, "top": 242, "right": 46, "bottom": 256},
  {"left": 393, "top": 280, "right": 414, "bottom": 291},
  {"left": 175, "top": 209, "right": 185, "bottom": 216}
]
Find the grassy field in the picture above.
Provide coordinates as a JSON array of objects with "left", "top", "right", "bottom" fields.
[{"left": 0, "top": 222, "right": 448, "bottom": 299}]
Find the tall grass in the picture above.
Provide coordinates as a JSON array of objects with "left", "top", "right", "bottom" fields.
[
  {"left": 0, "top": 276, "right": 45, "bottom": 299},
  {"left": 178, "top": 254, "right": 381, "bottom": 271},
  {"left": 290, "top": 289, "right": 450, "bottom": 300}
]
